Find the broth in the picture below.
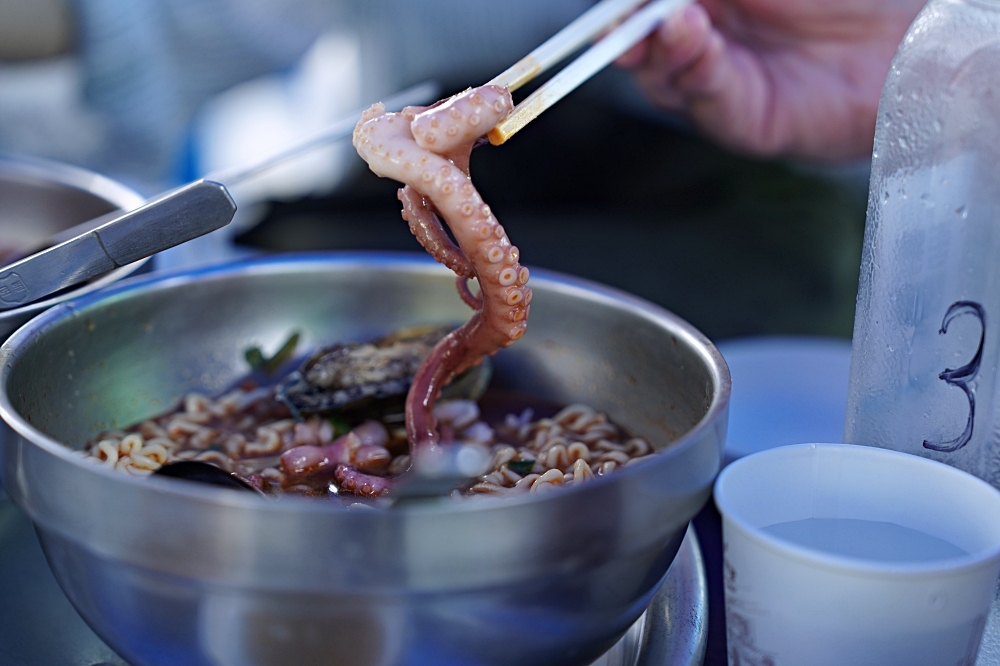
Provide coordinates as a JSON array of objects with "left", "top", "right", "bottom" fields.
[{"left": 82, "top": 365, "right": 654, "bottom": 500}]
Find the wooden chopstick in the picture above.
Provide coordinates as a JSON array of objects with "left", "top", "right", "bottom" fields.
[
  {"left": 488, "top": 0, "right": 692, "bottom": 146},
  {"left": 487, "top": 0, "right": 649, "bottom": 93}
]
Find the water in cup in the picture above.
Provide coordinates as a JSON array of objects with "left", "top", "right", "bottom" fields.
[{"left": 762, "top": 517, "right": 969, "bottom": 563}]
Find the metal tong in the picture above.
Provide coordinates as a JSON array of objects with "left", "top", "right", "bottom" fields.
[{"left": 0, "top": 82, "right": 438, "bottom": 311}]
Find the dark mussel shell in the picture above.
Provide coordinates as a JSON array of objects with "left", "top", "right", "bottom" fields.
[
  {"left": 276, "top": 324, "right": 491, "bottom": 421},
  {"left": 153, "top": 460, "right": 262, "bottom": 493}
]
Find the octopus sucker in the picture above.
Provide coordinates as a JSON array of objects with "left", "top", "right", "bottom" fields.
[
  {"left": 354, "top": 85, "right": 523, "bottom": 462},
  {"left": 398, "top": 187, "right": 474, "bottom": 278},
  {"left": 505, "top": 290, "right": 525, "bottom": 306},
  {"left": 334, "top": 463, "right": 391, "bottom": 497}
]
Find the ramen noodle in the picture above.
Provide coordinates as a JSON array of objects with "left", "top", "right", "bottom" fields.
[{"left": 83, "top": 379, "right": 654, "bottom": 499}]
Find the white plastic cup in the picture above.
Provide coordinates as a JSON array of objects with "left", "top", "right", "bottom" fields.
[{"left": 714, "top": 443, "right": 1000, "bottom": 666}]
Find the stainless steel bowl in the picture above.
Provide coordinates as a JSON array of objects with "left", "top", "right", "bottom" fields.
[
  {"left": 0, "top": 154, "right": 151, "bottom": 497},
  {"left": 0, "top": 154, "right": 149, "bottom": 339},
  {"left": 0, "top": 253, "right": 729, "bottom": 666}
]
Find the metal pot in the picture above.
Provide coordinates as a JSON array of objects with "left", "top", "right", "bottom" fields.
[
  {"left": 0, "top": 154, "right": 151, "bottom": 497},
  {"left": 0, "top": 154, "right": 149, "bottom": 339},
  {"left": 0, "top": 253, "right": 728, "bottom": 666}
]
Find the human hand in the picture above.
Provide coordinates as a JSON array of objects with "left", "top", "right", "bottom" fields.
[{"left": 617, "top": 0, "right": 925, "bottom": 161}]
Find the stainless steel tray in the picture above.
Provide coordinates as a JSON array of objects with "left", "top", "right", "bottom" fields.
[
  {"left": 0, "top": 493, "right": 706, "bottom": 666},
  {"left": 593, "top": 526, "right": 708, "bottom": 666}
]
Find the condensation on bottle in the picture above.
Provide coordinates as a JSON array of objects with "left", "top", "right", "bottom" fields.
[{"left": 845, "top": 0, "right": 1000, "bottom": 488}]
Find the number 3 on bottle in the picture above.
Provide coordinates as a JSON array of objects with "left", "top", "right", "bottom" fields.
[{"left": 923, "top": 301, "right": 985, "bottom": 453}]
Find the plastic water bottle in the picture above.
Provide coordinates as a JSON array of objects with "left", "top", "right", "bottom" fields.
[{"left": 845, "top": 0, "right": 1000, "bottom": 488}]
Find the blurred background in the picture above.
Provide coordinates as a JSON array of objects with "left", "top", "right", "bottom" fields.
[{"left": 0, "top": 0, "right": 869, "bottom": 341}]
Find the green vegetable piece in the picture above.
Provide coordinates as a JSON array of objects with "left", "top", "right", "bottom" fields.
[
  {"left": 244, "top": 347, "right": 265, "bottom": 370},
  {"left": 244, "top": 331, "right": 301, "bottom": 375},
  {"left": 263, "top": 332, "right": 300, "bottom": 375},
  {"left": 507, "top": 459, "right": 535, "bottom": 476},
  {"left": 327, "top": 416, "right": 352, "bottom": 438}
]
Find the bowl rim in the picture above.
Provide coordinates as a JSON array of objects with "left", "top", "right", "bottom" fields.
[
  {"left": 0, "top": 251, "right": 730, "bottom": 516},
  {"left": 0, "top": 153, "right": 151, "bottom": 321}
]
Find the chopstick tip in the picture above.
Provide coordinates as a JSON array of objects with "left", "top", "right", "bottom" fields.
[{"left": 487, "top": 127, "right": 508, "bottom": 146}]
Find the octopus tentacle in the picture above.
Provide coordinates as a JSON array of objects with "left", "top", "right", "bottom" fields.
[
  {"left": 279, "top": 430, "right": 392, "bottom": 481},
  {"left": 354, "top": 85, "right": 531, "bottom": 453},
  {"left": 334, "top": 463, "right": 392, "bottom": 497},
  {"left": 456, "top": 276, "right": 482, "bottom": 309},
  {"left": 398, "top": 185, "right": 474, "bottom": 278},
  {"left": 405, "top": 320, "right": 480, "bottom": 448}
]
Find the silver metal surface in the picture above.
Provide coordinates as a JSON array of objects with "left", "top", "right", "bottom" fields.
[
  {"left": 0, "top": 495, "right": 129, "bottom": 666},
  {"left": 390, "top": 442, "right": 493, "bottom": 503},
  {"left": 0, "top": 254, "right": 729, "bottom": 666},
  {"left": 0, "top": 80, "right": 431, "bottom": 314},
  {"left": 0, "top": 180, "right": 235, "bottom": 311},
  {"left": 593, "top": 526, "right": 708, "bottom": 666},
  {"left": 0, "top": 154, "right": 148, "bottom": 338},
  {"left": 0, "top": 498, "right": 705, "bottom": 666}
]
